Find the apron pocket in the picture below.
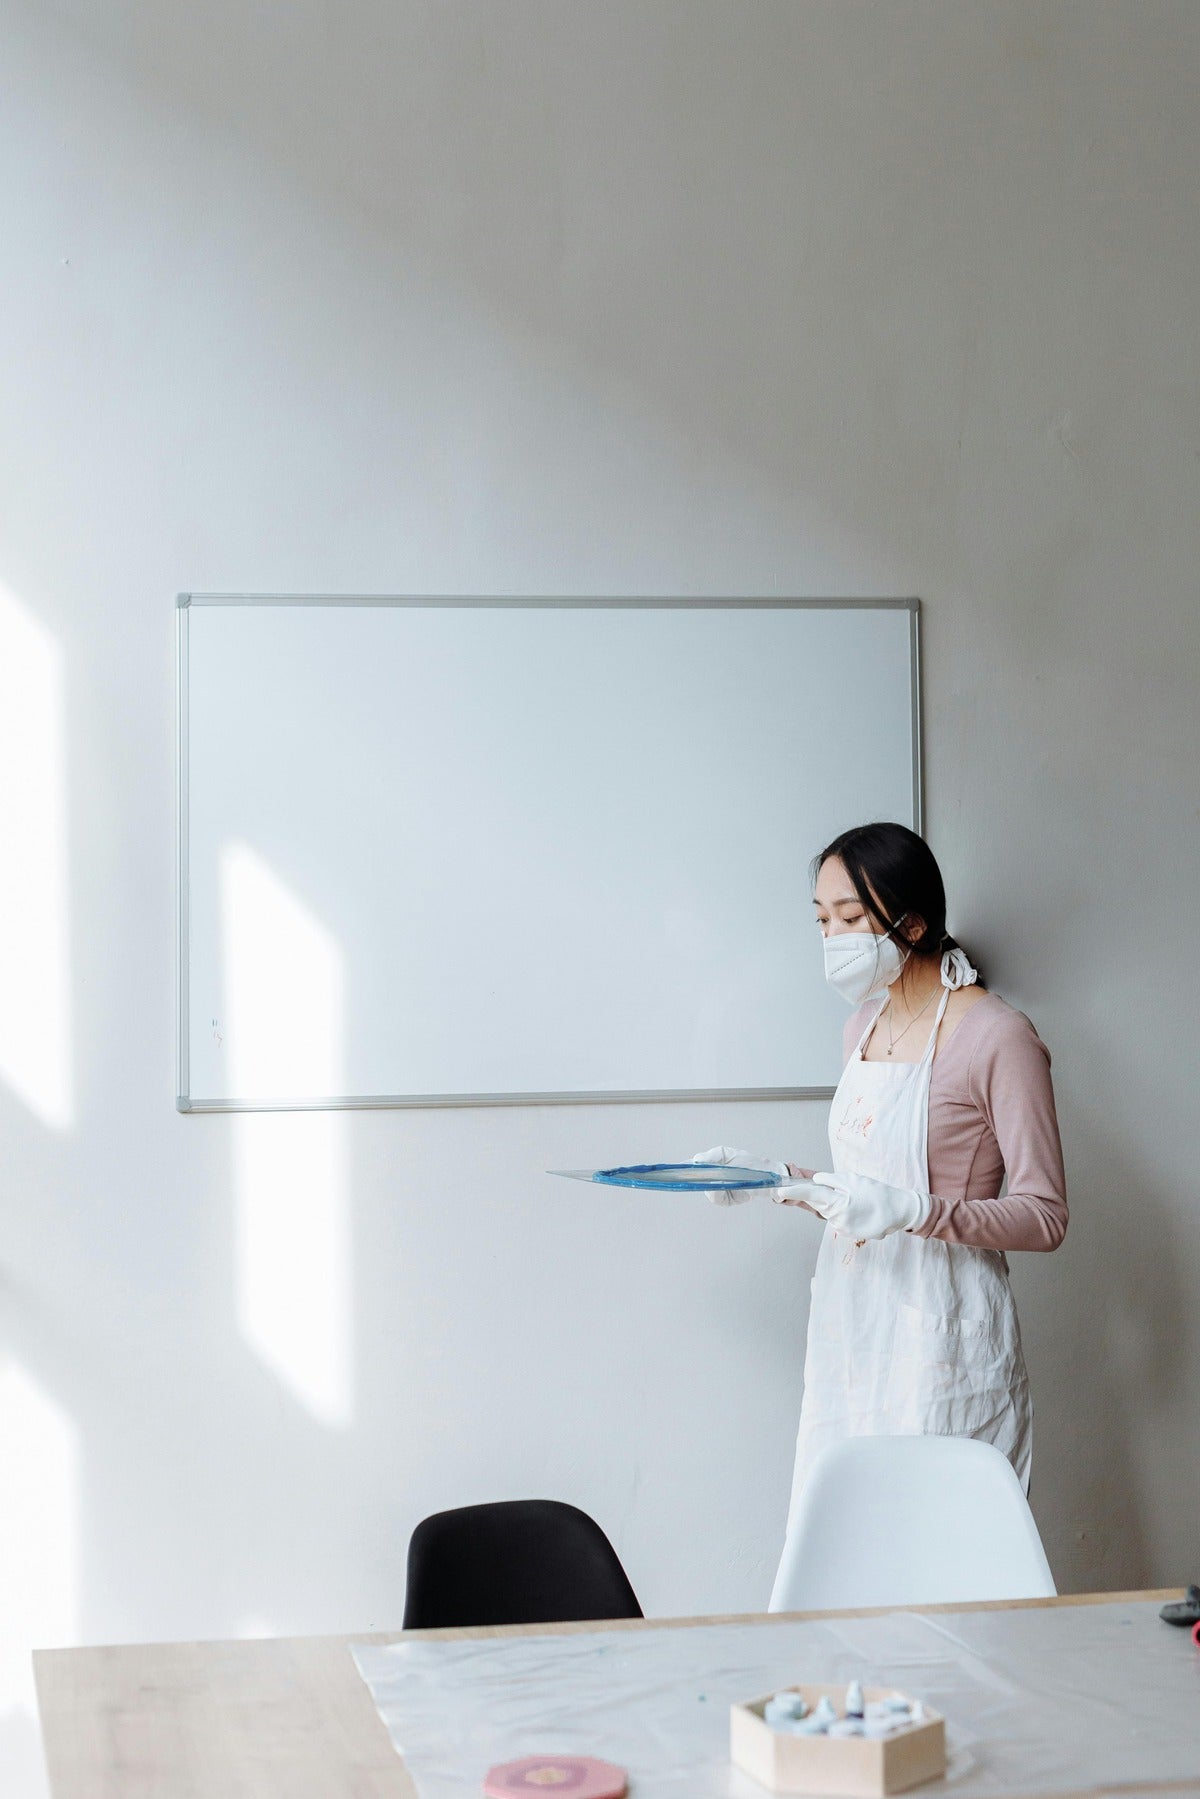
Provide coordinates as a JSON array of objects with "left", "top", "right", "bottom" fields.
[{"left": 884, "top": 1301, "right": 1016, "bottom": 1436}]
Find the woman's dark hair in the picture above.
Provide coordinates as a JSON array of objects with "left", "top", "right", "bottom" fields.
[{"left": 812, "top": 821, "right": 976, "bottom": 972}]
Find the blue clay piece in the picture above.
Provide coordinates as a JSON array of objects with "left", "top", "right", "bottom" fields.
[
  {"left": 866, "top": 1696, "right": 913, "bottom": 1724},
  {"left": 789, "top": 1715, "right": 830, "bottom": 1737}
]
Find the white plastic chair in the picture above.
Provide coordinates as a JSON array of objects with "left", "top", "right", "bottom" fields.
[{"left": 768, "top": 1434, "right": 1056, "bottom": 1612}]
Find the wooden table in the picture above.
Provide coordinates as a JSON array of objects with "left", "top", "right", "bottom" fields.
[{"left": 34, "top": 1589, "right": 1189, "bottom": 1799}]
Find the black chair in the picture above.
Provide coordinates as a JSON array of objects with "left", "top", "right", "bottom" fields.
[{"left": 402, "top": 1498, "right": 643, "bottom": 1629}]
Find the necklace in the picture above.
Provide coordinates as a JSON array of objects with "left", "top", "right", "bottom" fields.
[{"left": 884, "top": 983, "right": 941, "bottom": 1056}]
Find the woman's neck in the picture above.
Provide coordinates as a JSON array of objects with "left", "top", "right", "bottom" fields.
[{"left": 889, "top": 951, "right": 943, "bottom": 1015}]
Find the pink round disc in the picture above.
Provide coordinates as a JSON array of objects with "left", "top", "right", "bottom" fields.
[{"left": 483, "top": 1754, "right": 627, "bottom": 1798}]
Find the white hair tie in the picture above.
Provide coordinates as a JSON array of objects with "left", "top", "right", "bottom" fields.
[{"left": 941, "top": 946, "right": 978, "bottom": 990}]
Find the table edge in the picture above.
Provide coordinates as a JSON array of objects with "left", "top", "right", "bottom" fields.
[{"left": 32, "top": 1586, "right": 1185, "bottom": 1671}]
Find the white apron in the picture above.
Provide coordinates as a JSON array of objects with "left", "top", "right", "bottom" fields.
[{"left": 781, "top": 985, "right": 1033, "bottom": 1536}]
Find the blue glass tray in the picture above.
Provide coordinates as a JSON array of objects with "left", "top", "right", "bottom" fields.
[{"left": 548, "top": 1162, "right": 778, "bottom": 1191}]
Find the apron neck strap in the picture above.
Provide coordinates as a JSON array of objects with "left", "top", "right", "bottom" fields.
[{"left": 919, "top": 984, "right": 953, "bottom": 1066}]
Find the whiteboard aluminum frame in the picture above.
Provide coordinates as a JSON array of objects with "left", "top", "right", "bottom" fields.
[{"left": 175, "top": 594, "right": 923, "bottom": 1113}]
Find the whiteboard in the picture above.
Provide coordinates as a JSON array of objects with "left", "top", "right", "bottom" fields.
[{"left": 177, "top": 598, "right": 920, "bottom": 1110}]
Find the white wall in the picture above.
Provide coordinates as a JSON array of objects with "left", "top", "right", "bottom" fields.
[{"left": 2, "top": 2, "right": 1198, "bottom": 1790}]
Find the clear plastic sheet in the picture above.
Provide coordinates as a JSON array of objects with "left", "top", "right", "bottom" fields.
[{"left": 353, "top": 1602, "right": 1200, "bottom": 1798}]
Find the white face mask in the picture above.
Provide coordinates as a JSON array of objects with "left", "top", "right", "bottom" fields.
[{"left": 823, "top": 922, "right": 910, "bottom": 1005}]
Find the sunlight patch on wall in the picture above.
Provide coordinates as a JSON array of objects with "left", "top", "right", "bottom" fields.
[
  {"left": 0, "top": 585, "right": 72, "bottom": 1128},
  {"left": 221, "top": 842, "right": 352, "bottom": 1427}
]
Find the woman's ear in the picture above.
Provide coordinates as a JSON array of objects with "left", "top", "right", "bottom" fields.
[{"left": 896, "top": 913, "right": 926, "bottom": 948}]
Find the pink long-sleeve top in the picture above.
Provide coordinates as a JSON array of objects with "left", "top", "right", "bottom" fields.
[{"left": 841, "top": 991, "right": 1068, "bottom": 1253}]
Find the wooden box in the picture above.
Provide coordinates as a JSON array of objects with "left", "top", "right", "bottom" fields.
[{"left": 730, "top": 1683, "right": 946, "bottom": 1797}]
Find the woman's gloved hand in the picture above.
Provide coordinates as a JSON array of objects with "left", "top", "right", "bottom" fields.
[
  {"left": 691, "top": 1147, "right": 816, "bottom": 1209},
  {"left": 807, "top": 1170, "right": 933, "bottom": 1238}
]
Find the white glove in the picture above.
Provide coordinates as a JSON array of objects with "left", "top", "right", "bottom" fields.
[
  {"left": 808, "top": 1170, "right": 933, "bottom": 1239},
  {"left": 691, "top": 1146, "right": 797, "bottom": 1208}
]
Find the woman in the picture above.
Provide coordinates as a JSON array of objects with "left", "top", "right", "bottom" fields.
[{"left": 696, "top": 822, "right": 1066, "bottom": 1541}]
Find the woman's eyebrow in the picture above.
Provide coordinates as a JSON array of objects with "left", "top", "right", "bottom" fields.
[{"left": 812, "top": 895, "right": 862, "bottom": 909}]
